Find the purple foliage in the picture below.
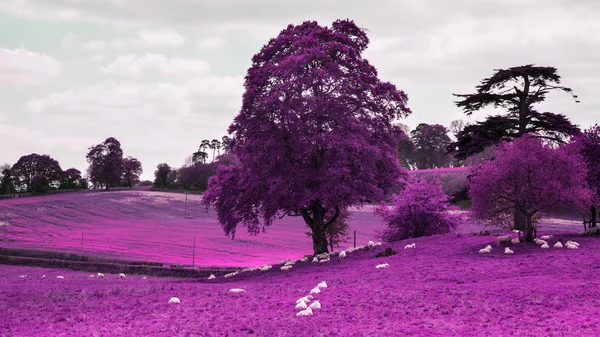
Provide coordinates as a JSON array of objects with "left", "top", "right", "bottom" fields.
[
  {"left": 375, "top": 177, "right": 462, "bottom": 242},
  {"left": 469, "top": 135, "right": 594, "bottom": 241},
  {"left": 569, "top": 124, "right": 600, "bottom": 198},
  {"left": 203, "top": 20, "right": 411, "bottom": 254}
]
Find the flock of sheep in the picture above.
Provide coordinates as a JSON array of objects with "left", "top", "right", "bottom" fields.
[{"left": 479, "top": 232, "right": 581, "bottom": 254}]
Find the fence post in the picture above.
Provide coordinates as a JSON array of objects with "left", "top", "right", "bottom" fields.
[
  {"left": 354, "top": 230, "right": 356, "bottom": 249},
  {"left": 192, "top": 237, "right": 196, "bottom": 267}
]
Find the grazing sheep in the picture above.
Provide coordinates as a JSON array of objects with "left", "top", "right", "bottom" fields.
[
  {"left": 554, "top": 242, "right": 563, "bottom": 248},
  {"left": 41, "top": 275, "right": 46, "bottom": 279},
  {"left": 374, "top": 242, "right": 383, "bottom": 246},
  {"left": 339, "top": 251, "right": 347, "bottom": 260},
  {"left": 496, "top": 235, "right": 512, "bottom": 246},
  {"left": 142, "top": 277, "right": 146, "bottom": 280},
  {"left": 319, "top": 258, "right": 330, "bottom": 263},
  {"left": 504, "top": 247, "right": 514, "bottom": 254},
  {"left": 296, "top": 307, "right": 313, "bottom": 317},
  {"left": 284, "top": 261, "right": 295, "bottom": 267},
  {"left": 317, "top": 281, "right": 327, "bottom": 289},
  {"left": 281, "top": 265, "right": 293, "bottom": 271},
  {"left": 309, "top": 300, "right": 321, "bottom": 310},
  {"left": 295, "top": 301, "right": 308, "bottom": 310},
  {"left": 310, "top": 287, "right": 321, "bottom": 295},
  {"left": 260, "top": 265, "right": 272, "bottom": 272},
  {"left": 296, "top": 295, "right": 313, "bottom": 304},
  {"left": 168, "top": 297, "right": 180, "bottom": 304},
  {"left": 404, "top": 243, "right": 416, "bottom": 249},
  {"left": 89, "top": 275, "right": 94, "bottom": 278},
  {"left": 57, "top": 276, "right": 64, "bottom": 279},
  {"left": 485, "top": 245, "right": 492, "bottom": 250},
  {"left": 18, "top": 275, "right": 26, "bottom": 278},
  {"left": 208, "top": 274, "right": 216, "bottom": 280},
  {"left": 301, "top": 257, "right": 309, "bottom": 262},
  {"left": 119, "top": 273, "right": 125, "bottom": 279},
  {"left": 375, "top": 263, "right": 390, "bottom": 269},
  {"left": 479, "top": 248, "right": 491, "bottom": 254},
  {"left": 224, "top": 272, "right": 238, "bottom": 278},
  {"left": 312, "top": 257, "right": 319, "bottom": 263},
  {"left": 97, "top": 273, "right": 104, "bottom": 279},
  {"left": 368, "top": 241, "right": 375, "bottom": 248},
  {"left": 511, "top": 238, "right": 520, "bottom": 244},
  {"left": 316, "top": 253, "right": 330, "bottom": 260},
  {"left": 540, "top": 235, "right": 553, "bottom": 240},
  {"left": 229, "top": 288, "right": 246, "bottom": 293},
  {"left": 512, "top": 230, "right": 521, "bottom": 233},
  {"left": 541, "top": 243, "right": 550, "bottom": 249},
  {"left": 535, "top": 239, "right": 547, "bottom": 245},
  {"left": 566, "top": 242, "right": 579, "bottom": 249}
]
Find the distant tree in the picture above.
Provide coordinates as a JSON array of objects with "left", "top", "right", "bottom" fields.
[
  {"left": 153, "top": 163, "right": 171, "bottom": 188},
  {"left": 11, "top": 154, "right": 63, "bottom": 192},
  {"left": 137, "top": 180, "right": 153, "bottom": 187},
  {"left": 221, "top": 136, "right": 231, "bottom": 153},
  {"left": 449, "top": 119, "right": 469, "bottom": 140},
  {"left": 469, "top": 135, "right": 594, "bottom": 242},
  {"left": 86, "top": 137, "right": 124, "bottom": 190},
  {"left": 179, "top": 163, "right": 218, "bottom": 191},
  {"left": 60, "top": 168, "right": 82, "bottom": 189},
  {"left": 397, "top": 127, "right": 414, "bottom": 170},
  {"left": 122, "top": 156, "right": 143, "bottom": 188},
  {"left": 203, "top": 20, "right": 411, "bottom": 255},
  {"left": 166, "top": 169, "right": 179, "bottom": 188},
  {"left": 200, "top": 140, "right": 211, "bottom": 155},
  {"left": 448, "top": 64, "right": 581, "bottom": 161},
  {"left": 409, "top": 123, "right": 453, "bottom": 169},
  {"left": 76, "top": 178, "right": 89, "bottom": 190},
  {"left": 568, "top": 124, "right": 600, "bottom": 199},
  {"left": 30, "top": 175, "right": 50, "bottom": 194},
  {"left": 210, "top": 139, "right": 221, "bottom": 162},
  {"left": 0, "top": 164, "right": 16, "bottom": 194},
  {"left": 192, "top": 150, "right": 208, "bottom": 164},
  {"left": 376, "top": 177, "right": 462, "bottom": 242}
]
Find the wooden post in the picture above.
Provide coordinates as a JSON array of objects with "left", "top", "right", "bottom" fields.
[
  {"left": 192, "top": 237, "right": 196, "bottom": 267},
  {"left": 591, "top": 205, "right": 597, "bottom": 228},
  {"left": 354, "top": 230, "right": 356, "bottom": 249}
]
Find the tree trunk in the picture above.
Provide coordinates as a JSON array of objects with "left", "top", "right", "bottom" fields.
[
  {"left": 514, "top": 207, "right": 526, "bottom": 234},
  {"left": 524, "top": 215, "right": 534, "bottom": 242},
  {"left": 301, "top": 201, "right": 340, "bottom": 255},
  {"left": 311, "top": 223, "right": 329, "bottom": 255}
]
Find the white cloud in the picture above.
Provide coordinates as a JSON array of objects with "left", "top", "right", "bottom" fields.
[
  {"left": 0, "top": 48, "right": 62, "bottom": 87},
  {"left": 100, "top": 54, "right": 210, "bottom": 78},
  {"left": 90, "top": 54, "right": 105, "bottom": 64},
  {"left": 82, "top": 40, "right": 106, "bottom": 51},
  {"left": 136, "top": 29, "right": 185, "bottom": 47},
  {"left": 197, "top": 37, "right": 225, "bottom": 49},
  {"left": 60, "top": 33, "right": 79, "bottom": 49}
]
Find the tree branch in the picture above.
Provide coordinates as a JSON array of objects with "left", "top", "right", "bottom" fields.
[{"left": 323, "top": 206, "right": 341, "bottom": 230}]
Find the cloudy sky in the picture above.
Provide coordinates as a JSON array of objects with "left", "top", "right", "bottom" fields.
[{"left": 1, "top": 0, "right": 598, "bottom": 180}]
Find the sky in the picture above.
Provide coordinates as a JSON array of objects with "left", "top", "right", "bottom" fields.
[{"left": 0, "top": 0, "right": 599, "bottom": 181}]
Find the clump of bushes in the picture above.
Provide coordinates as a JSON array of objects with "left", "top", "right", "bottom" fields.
[
  {"left": 375, "top": 177, "right": 463, "bottom": 242},
  {"left": 375, "top": 247, "right": 398, "bottom": 258}
]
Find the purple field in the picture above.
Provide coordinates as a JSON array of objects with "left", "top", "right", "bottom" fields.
[
  {"left": 2, "top": 233, "right": 600, "bottom": 336},
  {"left": 0, "top": 190, "right": 384, "bottom": 267},
  {"left": 1, "top": 190, "right": 598, "bottom": 336}
]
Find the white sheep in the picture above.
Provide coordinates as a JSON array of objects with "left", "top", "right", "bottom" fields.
[
  {"left": 319, "top": 258, "right": 330, "bottom": 263},
  {"left": 301, "top": 257, "right": 309, "bottom": 262},
  {"left": 57, "top": 276, "right": 64, "bottom": 279},
  {"left": 142, "top": 277, "right": 146, "bottom": 280},
  {"left": 566, "top": 243, "right": 579, "bottom": 249},
  {"left": 485, "top": 245, "right": 492, "bottom": 250},
  {"left": 496, "top": 235, "right": 512, "bottom": 246},
  {"left": 317, "top": 281, "right": 327, "bottom": 289},
  {"left": 368, "top": 241, "right": 374, "bottom": 248},
  {"left": 339, "top": 251, "right": 347, "bottom": 260},
  {"left": 97, "top": 273, "right": 104, "bottom": 279},
  {"left": 512, "top": 230, "right": 522, "bottom": 233},
  {"left": 296, "top": 307, "right": 313, "bottom": 317},
  {"left": 504, "top": 247, "right": 514, "bottom": 254},
  {"left": 404, "top": 243, "right": 416, "bottom": 249},
  {"left": 511, "top": 238, "right": 520, "bottom": 244},
  {"left": 312, "top": 257, "right": 319, "bottom": 263},
  {"left": 316, "top": 253, "right": 330, "bottom": 260},
  {"left": 168, "top": 297, "right": 180, "bottom": 304},
  {"left": 553, "top": 242, "right": 563, "bottom": 248},
  {"left": 310, "top": 287, "right": 321, "bottom": 295},
  {"left": 208, "top": 274, "right": 216, "bottom": 280},
  {"left": 295, "top": 301, "right": 308, "bottom": 310},
  {"left": 566, "top": 241, "right": 580, "bottom": 247},
  {"left": 374, "top": 242, "right": 383, "bottom": 246},
  {"left": 19, "top": 275, "right": 26, "bottom": 278},
  {"left": 535, "top": 239, "right": 547, "bottom": 245},
  {"left": 541, "top": 243, "right": 550, "bottom": 249},
  {"left": 119, "top": 273, "right": 125, "bottom": 279},
  {"left": 296, "top": 295, "right": 313, "bottom": 304},
  {"left": 89, "top": 275, "right": 94, "bottom": 278},
  {"left": 260, "top": 265, "right": 272, "bottom": 272},
  {"left": 224, "top": 272, "right": 238, "bottom": 278},
  {"left": 540, "top": 235, "right": 553, "bottom": 240},
  {"left": 284, "top": 261, "right": 295, "bottom": 267},
  {"left": 376, "top": 263, "right": 390, "bottom": 269},
  {"left": 479, "top": 248, "right": 491, "bottom": 254},
  {"left": 229, "top": 288, "right": 246, "bottom": 293},
  {"left": 281, "top": 265, "right": 293, "bottom": 271},
  {"left": 309, "top": 300, "right": 321, "bottom": 310},
  {"left": 41, "top": 275, "right": 46, "bottom": 279}
]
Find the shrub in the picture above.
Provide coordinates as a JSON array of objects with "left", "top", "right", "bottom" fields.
[
  {"left": 375, "top": 247, "right": 398, "bottom": 258},
  {"left": 375, "top": 177, "right": 462, "bottom": 242}
]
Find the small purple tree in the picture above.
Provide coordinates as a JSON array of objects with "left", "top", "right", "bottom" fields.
[
  {"left": 469, "top": 134, "right": 594, "bottom": 242},
  {"left": 375, "top": 177, "right": 462, "bottom": 242},
  {"left": 203, "top": 20, "right": 411, "bottom": 255}
]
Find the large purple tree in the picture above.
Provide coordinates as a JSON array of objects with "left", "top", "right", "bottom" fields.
[
  {"left": 86, "top": 137, "right": 124, "bottom": 189},
  {"left": 203, "top": 20, "right": 411, "bottom": 255}
]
